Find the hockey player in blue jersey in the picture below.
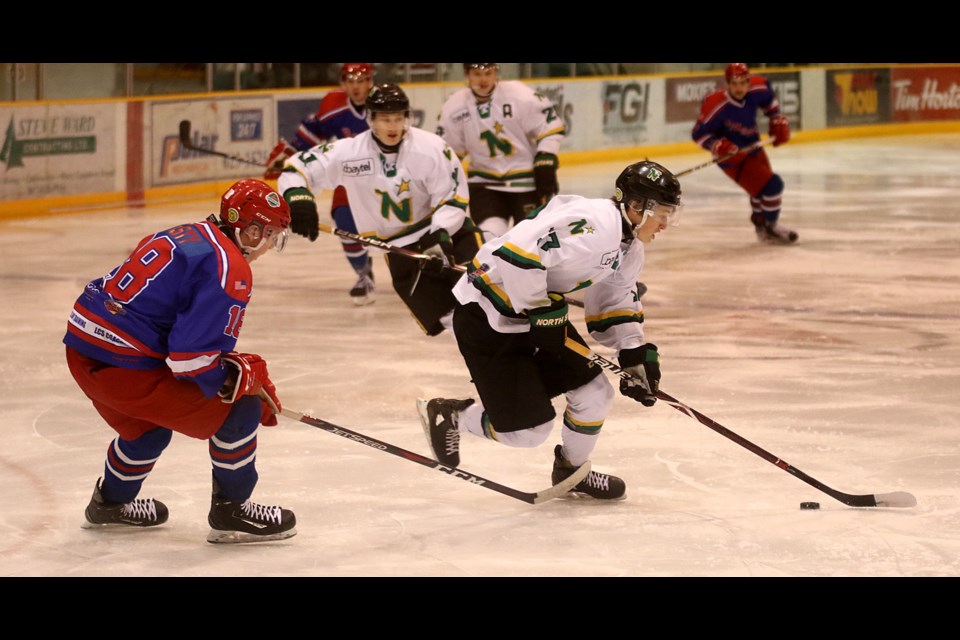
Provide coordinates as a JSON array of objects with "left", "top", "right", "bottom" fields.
[
  {"left": 64, "top": 178, "right": 298, "bottom": 544},
  {"left": 692, "top": 62, "right": 797, "bottom": 244}
]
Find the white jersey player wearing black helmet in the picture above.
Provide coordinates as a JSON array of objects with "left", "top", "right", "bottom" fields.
[
  {"left": 279, "top": 83, "right": 482, "bottom": 337},
  {"left": 418, "top": 161, "right": 683, "bottom": 499}
]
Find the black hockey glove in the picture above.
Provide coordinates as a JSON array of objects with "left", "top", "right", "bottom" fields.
[
  {"left": 284, "top": 187, "right": 319, "bottom": 241},
  {"left": 533, "top": 152, "right": 559, "bottom": 205},
  {"left": 618, "top": 343, "right": 660, "bottom": 407},
  {"left": 527, "top": 293, "right": 569, "bottom": 355},
  {"left": 415, "top": 229, "right": 455, "bottom": 273}
]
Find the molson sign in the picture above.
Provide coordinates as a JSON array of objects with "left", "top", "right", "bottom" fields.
[
  {"left": 826, "top": 69, "right": 891, "bottom": 126},
  {"left": 891, "top": 66, "right": 960, "bottom": 122}
]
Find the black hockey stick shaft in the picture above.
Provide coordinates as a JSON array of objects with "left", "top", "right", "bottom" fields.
[
  {"left": 675, "top": 137, "right": 775, "bottom": 177},
  {"left": 317, "top": 223, "right": 459, "bottom": 272},
  {"left": 316, "top": 222, "right": 587, "bottom": 308},
  {"left": 277, "top": 406, "right": 590, "bottom": 505},
  {"left": 178, "top": 119, "right": 265, "bottom": 168},
  {"left": 563, "top": 337, "right": 917, "bottom": 508}
]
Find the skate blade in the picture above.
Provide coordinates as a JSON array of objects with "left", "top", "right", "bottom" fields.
[
  {"left": 80, "top": 520, "right": 165, "bottom": 530},
  {"left": 560, "top": 489, "right": 628, "bottom": 502},
  {"left": 350, "top": 295, "right": 375, "bottom": 306},
  {"left": 206, "top": 527, "right": 298, "bottom": 544}
]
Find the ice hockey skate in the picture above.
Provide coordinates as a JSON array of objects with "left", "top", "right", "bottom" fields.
[
  {"left": 349, "top": 258, "right": 375, "bottom": 306},
  {"left": 417, "top": 397, "right": 475, "bottom": 467},
  {"left": 81, "top": 477, "right": 169, "bottom": 529},
  {"left": 207, "top": 479, "right": 297, "bottom": 544},
  {"left": 752, "top": 212, "right": 798, "bottom": 244},
  {"left": 552, "top": 445, "right": 626, "bottom": 500}
]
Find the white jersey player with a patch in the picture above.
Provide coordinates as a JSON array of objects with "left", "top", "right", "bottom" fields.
[
  {"left": 438, "top": 80, "right": 565, "bottom": 192},
  {"left": 453, "top": 194, "right": 646, "bottom": 352},
  {"left": 278, "top": 127, "right": 469, "bottom": 247}
]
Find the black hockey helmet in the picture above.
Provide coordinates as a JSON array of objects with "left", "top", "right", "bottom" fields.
[
  {"left": 365, "top": 83, "right": 410, "bottom": 117},
  {"left": 615, "top": 160, "right": 682, "bottom": 208},
  {"left": 615, "top": 161, "right": 682, "bottom": 234}
]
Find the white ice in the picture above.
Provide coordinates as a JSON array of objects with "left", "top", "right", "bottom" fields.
[{"left": 1, "top": 133, "right": 958, "bottom": 577}]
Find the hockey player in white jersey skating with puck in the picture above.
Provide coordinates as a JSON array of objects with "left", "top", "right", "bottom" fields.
[{"left": 419, "top": 161, "right": 682, "bottom": 499}]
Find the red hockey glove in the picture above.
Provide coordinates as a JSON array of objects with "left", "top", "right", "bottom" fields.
[
  {"left": 219, "top": 352, "right": 271, "bottom": 400},
  {"left": 711, "top": 138, "right": 746, "bottom": 165},
  {"left": 711, "top": 138, "right": 739, "bottom": 160},
  {"left": 263, "top": 139, "right": 296, "bottom": 180},
  {"left": 769, "top": 115, "right": 790, "bottom": 147},
  {"left": 258, "top": 392, "right": 281, "bottom": 427},
  {"left": 219, "top": 352, "right": 282, "bottom": 426}
]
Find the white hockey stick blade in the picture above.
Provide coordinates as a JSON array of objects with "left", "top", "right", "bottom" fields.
[
  {"left": 874, "top": 491, "right": 918, "bottom": 508},
  {"left": 530, "top": 459, "right": 592, "bottom": 504}
]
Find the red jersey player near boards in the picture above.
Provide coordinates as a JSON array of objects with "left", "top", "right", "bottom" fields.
[
  {"left": 692, "top": 63, "right": 797, "bottom": 244},
  {"left": 264, "top": 62, "right": 379, "bottom": 304},
  {"left": 65, "top": 179, "right": 297, "bottom": 544}
]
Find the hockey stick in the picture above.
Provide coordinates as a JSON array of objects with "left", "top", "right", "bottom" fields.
[
  {"left": 178, "top": 120, "right": 265, "bottom": 168},
  {"left": 278, "top": 405, "right": 591, "bottom": 505},
  {"left": 675, "top": 137, "right": 776, "bottom": 178},
  {"left": 317, "top": 222, "right": 587, "bottom": 308},
  {"left": 318, "top": 223, "right": 454, "bottom": 270},
  {"left": 563, "top": 337, "right": 917, "bottom": 509}
]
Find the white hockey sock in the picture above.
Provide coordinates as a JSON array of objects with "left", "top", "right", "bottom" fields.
[
  {"left": 458, "top": 403, "right": 485, "bottom": 437},
  {"left": 559, "top": 431, "right": 598, "bottom": 468}
]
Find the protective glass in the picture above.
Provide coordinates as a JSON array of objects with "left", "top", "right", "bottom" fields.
[
  {"left": 263, "top": 225, "right": 289, "bottom": 253},
  {"left": 628, "top": 199, "right": 683, "bottom": 226},
  {"left": 245, "top": 223, "right": 288, "bottom": 255}
]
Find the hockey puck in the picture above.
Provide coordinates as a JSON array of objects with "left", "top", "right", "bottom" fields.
[{"left": 800, "top": 501, "right": 820, "bottom": 510}]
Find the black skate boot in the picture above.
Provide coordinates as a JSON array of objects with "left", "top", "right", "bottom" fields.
[
  {"left": 207, "top": 479, "right": 297, "bottom": 544},
  {"left": 81, "top": 477, "right": 169, "bottom": 528},
  {"left": 552, "top": 445, "right": 626, "bottom": 500},
  {"left": 751, "top": 212, "right": 798, "bottom": 244},
  {"left": 417, "top": 397, "right": 475, "bottom": 467},
  {"left": 349, "top": 257, "right": 375, "bottom": 306}
]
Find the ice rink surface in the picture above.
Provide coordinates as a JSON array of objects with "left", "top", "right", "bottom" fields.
[{"left": 1, "top": 133, "right": 958, "bottom": 579}]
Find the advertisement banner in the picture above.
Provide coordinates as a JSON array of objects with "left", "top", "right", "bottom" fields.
[
  {"left": 276, "top": 95, "right": 324, "bottom": 143},
  {"left": 826, "top": 68, "right": 891, "bottom": 127},
  {"left": 600, "top": 79, "right": 654, "bottom": 146},
  {"left": 666, "top": 76, "right": 723, "bottom": 124},
  {"left": 891, "top": 66, "right": 960, "bottom": 122},
  {"left": 666, "top": 71, "right": 801, "bottom": 132},
  {"left": 0, "top": 103, "right": 119, "bottom": 200},
  {"left": 151, "top": 97, "right": 274, "bottom": 187},
  {"left": 761, "top": 71, "right": 802, "bottom": 132}
]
